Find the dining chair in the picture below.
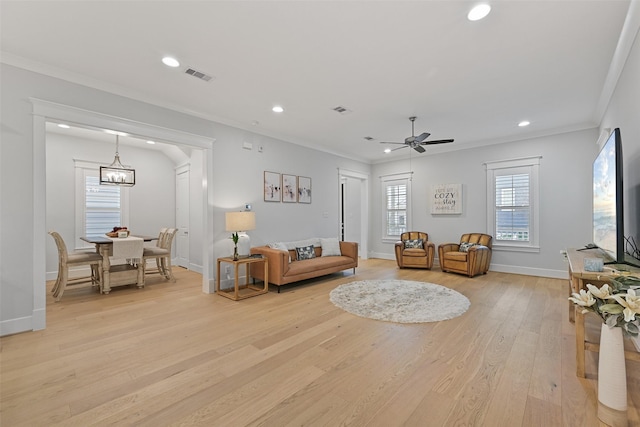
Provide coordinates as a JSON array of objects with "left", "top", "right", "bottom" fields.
[
  {"left": 48, "top": 231, "right": 103, "bottom": 301},
  {"left": 142, "top": 228, "right": 178, "bottom": 282}
]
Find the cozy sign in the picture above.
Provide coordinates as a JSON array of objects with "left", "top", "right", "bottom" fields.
[{"left": 431, "top": 183, "right": 462, "bottom": 214}]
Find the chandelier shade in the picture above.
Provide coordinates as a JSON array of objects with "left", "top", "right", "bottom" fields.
[{"left": 100, "top": 135, "right": 135, "bottom": 186}]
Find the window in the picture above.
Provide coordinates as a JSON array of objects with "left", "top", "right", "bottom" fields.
[
  {"left": 85, "top": 175, "right": 121, "bottom": 239},
  {"left": 485, "top": 157, "right": 540, "bottom": 252},
  {"left": 381, "top": 173, "right": 412, "bottom": 242},
  {"left": 75, "top": 160, "right": 129, "bottom": 249}
]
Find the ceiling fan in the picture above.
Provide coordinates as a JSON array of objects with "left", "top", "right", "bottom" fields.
[{"left": 380, "top": 116, "right": 454, "bottom": 153}]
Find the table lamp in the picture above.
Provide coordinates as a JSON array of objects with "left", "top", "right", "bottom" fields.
[{"left": 225, "top": 211, "right": 256, "bottom": 260}]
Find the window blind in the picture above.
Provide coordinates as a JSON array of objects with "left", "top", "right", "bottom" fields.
[
  {"left": 495, "top": 173, "right": 530, "bottom": 241},
  {"left": 85, "top": 175, "right": 121, "bottom": 239},
  {"left": 386, "top": 183, "right": 407, "bottom": 236}
]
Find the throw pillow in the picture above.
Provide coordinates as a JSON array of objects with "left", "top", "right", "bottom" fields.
[
  {"left": 320, "top": 238, "right": 342, "bottom": 257},
  {"left": 296, "top": 245, "right": 316, "bottom": 261},
  {"left": 459, "top": 242, "right": 477, "bottom": 252},
  {"left": 268, "top": 242, "right": 291, "bottom": 262},
  {"left": 404, "top": 239, "right": 424, "bottom": 249}
]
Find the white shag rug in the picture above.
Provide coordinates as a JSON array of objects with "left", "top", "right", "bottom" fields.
[{"left": 329, "top": 280, "right": 470, "bottom": 323}]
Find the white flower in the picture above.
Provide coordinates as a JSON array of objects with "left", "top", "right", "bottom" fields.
[
  {"left": 612, "top": 289, "right": 640, "bottom": 322},
  {"left": 587, "top": 283, "right": 613, "bottom": 299},
  {"left": 569, "top": 289, "right": 596, "bottom": 307}
]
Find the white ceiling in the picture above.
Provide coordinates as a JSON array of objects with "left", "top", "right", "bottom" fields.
[{"left": 1, "top": 1, "right": 633, "bottom": 163}]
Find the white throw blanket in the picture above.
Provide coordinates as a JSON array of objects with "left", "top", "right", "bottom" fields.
[{"left": 107, "top": 236, "right": 143, "bottom": 261}]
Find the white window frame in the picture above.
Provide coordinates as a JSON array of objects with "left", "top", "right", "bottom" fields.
[
  {"left": 381, "top": 172, "right": 412, "bottom": 243},
  {"left": 74, "top": 160, "right": 130, "bottom": 250},
  {"left": 485, "top": 156, "right": 540, "bottom": 253}
]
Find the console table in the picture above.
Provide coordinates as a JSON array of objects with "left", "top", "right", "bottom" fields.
[
  {"left": 216, "top": 256, "right": 268, "bottom": 301},
  {"left": 565, "top": 248, "right": 640, "bottom": 378}
]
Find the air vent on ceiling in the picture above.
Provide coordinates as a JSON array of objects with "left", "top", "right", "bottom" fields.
[
  {"left": 185, "top": 68, "right": 213, "bottom": 82},
  {"left": 332, "top": 105, "right": 352, "bottom": 115}
]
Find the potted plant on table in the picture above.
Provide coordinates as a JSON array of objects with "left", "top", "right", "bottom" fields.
[
  {"left": 569, "top": 275, "right": 640, "bottom": 425},
  {"left": 231, "top": 232, "right": 239, "bottom": 261}
]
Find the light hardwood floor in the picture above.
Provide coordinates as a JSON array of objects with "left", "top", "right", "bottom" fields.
[{"left": 1, "top": 259, "right": 639, "bottom": 426}]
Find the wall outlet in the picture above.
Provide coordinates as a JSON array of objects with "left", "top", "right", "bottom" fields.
[{"left": 225, "top": 265, "right": 231, "bottom": 280}]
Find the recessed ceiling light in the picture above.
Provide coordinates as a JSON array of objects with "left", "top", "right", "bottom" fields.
[
  {"left": 57, "top": 124, "right": 70, "bottom": 129},
  {"left": 272, "top": 105, "right": 284, "bottom": 113},
  {"left": 162, "top": 56, "right": 180, "bottom": 67},
  {"left": 468, "top": 4, "right": 491, "bottom": 21},
  {"left": 384, "top": 148, "right": 392, "bottom": 154},
  {"left": 518, "top": 120, "right": 531, "bottom": 127},
  {"left": 146, "top": 140, "right": 156, "bottom": 145}
]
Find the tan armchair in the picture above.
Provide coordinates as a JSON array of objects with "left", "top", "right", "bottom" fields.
[
  {"left": 394, "top": 231, "right": 435, "bottom": 269},
  {"left": 438, "top": 233, "right": 492, "bottom": 277}
]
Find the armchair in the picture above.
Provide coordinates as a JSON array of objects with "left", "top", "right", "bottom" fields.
[
  {"left": 394, "top": 231, "right": 435, "bottom": 269},
  {"left": 438, "top": 233, "right": 492, "bottom": 277}
]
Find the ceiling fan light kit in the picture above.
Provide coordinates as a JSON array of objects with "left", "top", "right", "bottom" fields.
[{"left": 380, "top": 117, "right": 454, "bottom": 153}]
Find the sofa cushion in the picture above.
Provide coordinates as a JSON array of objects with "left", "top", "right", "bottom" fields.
[
  {"left": 404, "top": 238, "right": 423, "bottom": 249},
  {"left": 285, "top": 255, "right": 353, "bottom": 277},
  {"left": 268, "top": 242, "right": 291, "bottom": 262},
  {"left": 296, "top": 245, "right": 316, "bottom": 260},
  {"left": 320, "top": 237, "right": 342, "bottom": 256}
]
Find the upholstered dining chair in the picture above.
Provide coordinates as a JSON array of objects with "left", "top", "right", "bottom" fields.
[
  {"left": 48, "top": 231, "right": 103, "bottom": 301},
  {"left": 438, "top": 233, "right": 493, "bottom": 277},
  {"left": 142, "top": 228, "right": 178, "bottom": 282},
  {"left": 394, "top": 231, "right": 436, "bottom": 269}
]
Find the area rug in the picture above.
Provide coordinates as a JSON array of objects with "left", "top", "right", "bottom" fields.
[{"left": 329, "top": 280, "right": 470, "bottom": 323}]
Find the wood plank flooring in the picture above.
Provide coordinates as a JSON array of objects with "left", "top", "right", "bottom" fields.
[{"left": 1, "top": 259, "right": 639, "bottom": 426}]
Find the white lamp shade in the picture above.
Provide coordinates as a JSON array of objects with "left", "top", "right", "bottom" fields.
[{"left": 225, "top": 211, "right": 256, "bottom": 232}]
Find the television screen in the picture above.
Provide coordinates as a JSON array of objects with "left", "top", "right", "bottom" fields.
[{"left": 592, "top": 128, "right": 623, "bottom": 263}]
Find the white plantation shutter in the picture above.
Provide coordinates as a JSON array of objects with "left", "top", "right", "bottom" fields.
[
  {"left": 381, "top": 173, "right": 412, "bottom": 240},
  {"left": 485, "top": 157, "right": 540, "bottom": 252},
  {"left": 75, "top": 160, "right": 129, "bottom": 248},
  {"left": 495, "top": 173, "right": 530, "bottom": 241},
  {"left": 386, "top": 182, "right": 407, "bottom": 236},
  {"left": 85, "top": 175, "right": 121, "bottom": 239}
]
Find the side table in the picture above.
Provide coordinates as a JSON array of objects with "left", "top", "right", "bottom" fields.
[{"left": 216, "top": 256, "right": 268, "bottom": 301}]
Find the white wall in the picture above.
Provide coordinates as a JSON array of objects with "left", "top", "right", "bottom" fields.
[
  {"left": 45, "top": 132, "right": 177, "bottom": 278},
  {"left": 600, "top": 21, "right": 640, "bottom": 246},
  {"left": 209, "top": 125, "right": 370, "bottom": 255},
  {"left": 370, "top": 129, "right": 599, "bottom": 277}
]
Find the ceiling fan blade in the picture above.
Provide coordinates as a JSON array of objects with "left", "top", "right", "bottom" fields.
[
  {"left": 415, "top": 132, "right": 431, "bottom": 143},
  {"left": 413, "top": 145, "right": 426, "bottom": 153},
  {"left": 391, "top": 145, "right": 408, "bottom": 151},
  {"left": 422, "top": 139, "right": 454, "bottom": 145},
  {"left": 379, "top": 141, "right": 405, "bottom": 145}
]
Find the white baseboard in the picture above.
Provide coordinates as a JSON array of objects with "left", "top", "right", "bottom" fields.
[
  {"left": 368, "top": 253, "right": 567, "bottom": 279},
  {"left": 0, "top": 307, "right": 45, "bottom": 336}
]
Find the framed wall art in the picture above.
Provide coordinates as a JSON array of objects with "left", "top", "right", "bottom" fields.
[
  {"left": 430, "top": 183, "right": 462, "bottom": 214},
  {"left": 297, "top": 176, "right": 311, "bottom": 203},
  {"left": 264, "top": 171, "right": 281, "bottom": 202},
  {"left": 282, "top": 174, "right": 298, "bottom": 203}
]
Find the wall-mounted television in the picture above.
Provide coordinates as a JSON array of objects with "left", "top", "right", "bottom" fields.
[{"left": 592, "top": 128, "right": 640, "bottom": 267}]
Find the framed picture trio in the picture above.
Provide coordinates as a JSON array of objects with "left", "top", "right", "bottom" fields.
[{"left": 264, "top": 171, "right": 312, "bottom": 203}]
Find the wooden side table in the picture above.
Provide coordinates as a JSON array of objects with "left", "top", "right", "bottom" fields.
[
  {"left": 566, "top": 248, "right": 640, "bottom": 378},
  {"left": 216, "top": 256, "right": 268, "bottom": 301}
]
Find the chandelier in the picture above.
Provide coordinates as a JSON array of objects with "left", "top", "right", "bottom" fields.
[{"left": 100, "top": 134, "right": 135, "bottom": 186}]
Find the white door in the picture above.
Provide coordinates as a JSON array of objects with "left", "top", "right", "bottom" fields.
[{"left": 176, "top": 167, "right": 190, "bottom": 269}]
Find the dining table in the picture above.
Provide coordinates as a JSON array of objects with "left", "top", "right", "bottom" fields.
[{"left": 80, "top": 235, "right": 157, "bottom": 294}]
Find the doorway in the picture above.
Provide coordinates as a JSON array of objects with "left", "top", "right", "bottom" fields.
[
  {"left": 31, "top": 99, "right": 216, "bottom": 331},
  {"left": 338, "top": 168, "right": 369, "bottom": 260}
]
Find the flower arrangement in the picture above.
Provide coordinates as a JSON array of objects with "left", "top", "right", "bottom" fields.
[{"left": 569, "top": 275, "right": 640, "bottom": 336}]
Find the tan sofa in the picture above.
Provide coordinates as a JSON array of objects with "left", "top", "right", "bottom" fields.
[{"left": 250, "top": 240, "right": 358, "bottom": 291}]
